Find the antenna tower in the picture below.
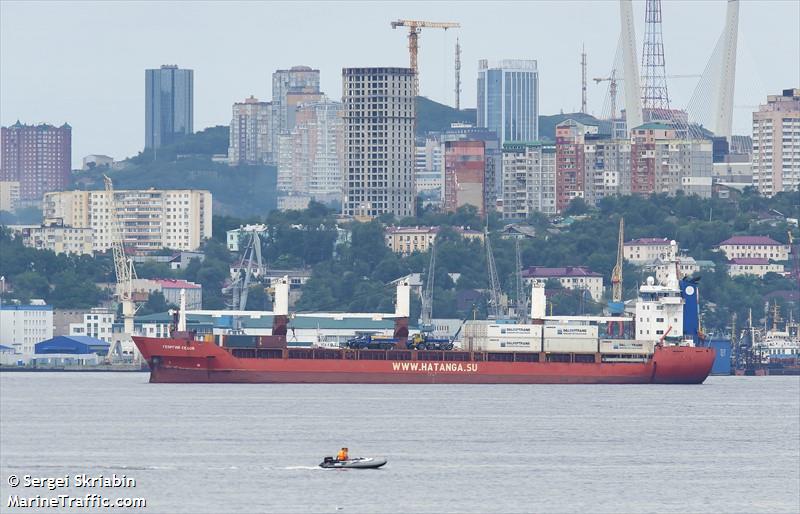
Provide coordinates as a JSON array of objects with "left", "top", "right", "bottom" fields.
[
  {"left": 641, "top": 0, "right": 671, "bottom": 118},
  {"left": 454, "top": 38, "right": 462, "bottom": 110},
  {"left": 580, "top": 45, "right": 587, "bottom": 114}
]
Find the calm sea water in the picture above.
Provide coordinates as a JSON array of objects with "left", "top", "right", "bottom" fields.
[{"left": 1, "top": 373, "right": 798, "bottom": 514}]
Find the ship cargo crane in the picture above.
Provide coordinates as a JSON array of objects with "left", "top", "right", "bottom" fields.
[
  {"left": 390, "top": 19, "right": 460, "bottom": 96},
  {"left": 103, "top": 175, "right": 138, "bottom": 360}
]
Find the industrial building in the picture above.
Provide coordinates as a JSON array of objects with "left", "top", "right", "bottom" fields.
[{"left": 33, "top": 336, "right": 110, "bottom": 366}]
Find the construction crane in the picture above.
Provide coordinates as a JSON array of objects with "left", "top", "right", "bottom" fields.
[
  {"left": 593, "top": 73, "right": 701, "bottom": 120},
  {"left": 485, "top": 230, "right": 503, "bottom": 319},
  {"left": 390, "top": 19, "right": 460, "bottom": 97},
  {"left": 420, "top": 242, "right": 436, "bottom": 333},
  {"left": 609, "top": 218, "right": 625, "bottom": 320},
  {"left": 103, "top": 175, "right": 138, "bottom": 361}
]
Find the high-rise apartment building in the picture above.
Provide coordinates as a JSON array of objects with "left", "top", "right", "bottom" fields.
[
  {"left": 444, "top": 140, "right": 485, "bottom": 216},
  {"left": 43, "top": 189, "right": 212, "bottom": 252},
  {"left": 145, "top": 65, "right": 194, "bottom": 149},
  {"left": 277, "top": 98, "right": 344, "bottom": 204},
  {"left": 629, "top": 123, "right": 713, "bottom": 199},
  {"left": 0, "top": 122, "right": 71, "bottom": 202},
  {"left": 555, "top": 120, "right": 595, "bottom": 211},
  {"left": 273, "top": 66, "right": 320, "bottom": 128},
  {"left": 502, "top": 141, "right": 556, "bottom": 219},
  {"left": 752, "top": 88, "right": 800, "bottom": 196},
  {"left": 342, "top": 67, "right": 415, "bottom": 218},
  {"left": 228, "top": 96, "right": 274, "bottom": 165},
  {"left": 477, "top": 59, "right": 539, "bottom": 144}
]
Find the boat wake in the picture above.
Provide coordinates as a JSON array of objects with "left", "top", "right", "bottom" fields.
[{"left": 283, "top": 465, "right": 323, "bottom": 471}]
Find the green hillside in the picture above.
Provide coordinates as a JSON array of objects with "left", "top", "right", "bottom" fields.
[{"left": 416, "top": 96, "right": 476, "bottom": 135}]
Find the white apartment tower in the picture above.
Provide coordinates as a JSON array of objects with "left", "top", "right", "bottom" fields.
[
  {"left": 752, "top": 88, "right": 800, "bottom": 196},
  {"left": 277, "top": 98, "right": 344, "bottom": 204},
  {"left": 342, "top": 67, "right": 416, "bottom": 218},
  {"left": 502, "top": 142, "right": 556, "bottom": 218},
  {"left": 43, "top": 189, "right": 212, "bottom": 252},
  {"left": 228, "top": 96, "right": 274, "bottom": 165}
]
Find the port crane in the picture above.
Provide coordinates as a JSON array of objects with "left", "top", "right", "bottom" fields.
[
  {"left": 390, "top": 19, "right": 460, "bottom": 96},
  {"left": 223, "top": 229, "right": 265, "bottom": 310},
  {"left": 103, "top": 175, "right": 138, "bottom": 361},
  {"left": 419, "top": 241, "right": 436, "bottom": 333},
  {"left": 485, "top": 229, "right": 503, "bottom": 319}
]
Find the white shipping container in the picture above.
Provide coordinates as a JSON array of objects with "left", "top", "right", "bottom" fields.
[
  {"left": 474, "top": 337, "right": 542, "bottom": 352},
  {"left": 544, "top": 325, "right": 598, "bottom": 339},
  {"left": 486, "top": 324, "right": 543, "bottom": 339},
  {"left": 599, "top": 340, "right": 654, "bottom": 355},
  {"left": 543, "top": 338, "right": 598, "bottom": 353}
]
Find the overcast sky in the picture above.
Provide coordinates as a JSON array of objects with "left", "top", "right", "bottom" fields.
[{"left": 1, "top": 0, "right": 798, "bottom": 168}]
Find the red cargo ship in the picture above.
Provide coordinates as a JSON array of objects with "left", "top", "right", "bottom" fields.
[
  {"left": 132, "top": 335, "right": 714, "bottom": 384},
  {"left": 132, "top": 272, "right": 715, "bottom": 385}
]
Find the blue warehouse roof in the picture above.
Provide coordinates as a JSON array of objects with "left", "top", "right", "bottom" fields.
[{"left": 35, "top": 336, "right": 110, "bottom": 355}]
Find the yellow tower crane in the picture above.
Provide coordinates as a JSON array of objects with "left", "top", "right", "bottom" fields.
[{"left": 390, "top": 19, "right": 460, "bottom": 97}]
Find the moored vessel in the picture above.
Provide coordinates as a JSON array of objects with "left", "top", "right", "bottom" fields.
[{"left": 133, "top": 261, "right": 715, "bottom": 384}]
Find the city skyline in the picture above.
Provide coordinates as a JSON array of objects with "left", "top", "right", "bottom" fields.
[{"left": 1, "top": 0, "right": 798, "bottom": 168}]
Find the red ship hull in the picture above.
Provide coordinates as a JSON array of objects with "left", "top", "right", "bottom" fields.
[{"left": 132, "top": 337, "right": 715, "bottom": 385}]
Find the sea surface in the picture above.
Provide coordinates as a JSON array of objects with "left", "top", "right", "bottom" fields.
[{"left": 1, "top": 373, "right": 798, "bottom": 514}]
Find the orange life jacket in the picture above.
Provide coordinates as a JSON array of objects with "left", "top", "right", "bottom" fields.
[{"left": 337, "top": 449, "right": 348, "bottom": 461}]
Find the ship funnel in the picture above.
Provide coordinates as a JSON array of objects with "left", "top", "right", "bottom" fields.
[
  {"left": 178, "top": 288, "right": 187, "bottom": 332},
  {"left": 274, "top": 276, "right": 290, "bottom": 316},
  {"left": 531, "top": 282, "right": 546, "bottom": 320},
  {"left": 396, "top": 279, "right": 410, "bottom": 318}
]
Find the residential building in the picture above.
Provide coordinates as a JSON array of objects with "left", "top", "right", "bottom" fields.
[
  {"left": 623, "top": 238, "right": 675, "bottom": 264},
  {"left": 22, "top": 218, "right": 93, "bottom": 255},
  {"left": 228, "top": 96, "right": 275, "bottom": 165},
  {"left": 752, "top": 88, "right": 800, "bottom": 196},
  {"left": 441, "top": 125, "right": 501, "bottom": 211},
  {"left": 131, "top": 278, "right": 202, "bottom": 309},
  {"left": 643, "top": 256, "right": 700, "bottom": 284},
  {"left": 43, "top": 189, "right": 212, "bottom": 252},
  {"left": 277, "top": 193, "right": 311, "bottom": 211},
  {"left": 132, "top": 251, "right": 205, "bottom": 270},
  {"left": 272, "top": 66, "right": 321, "bottom": 134},
  {"left": 444, "top": 140, "right": 485, "bottom": 216},
  {"left": 501, "top": 141, "right": 556, "bottom": 219},
  {"left": 342, "top": 67, "right": 415, "bottom": 218},
  {"left": 0, "top": 121, "right": 71, "bottom": 202},
  {"left": 477, "top": 59, "right": 539, "bottom": 144},
  {"left": 727, "top": 258, "right": 785, "bottom": 278},
  {"left": 717, "top": 235, "right": 791, "bottom": 261},
  {"left": 629, "top": 123, "right": 713, "bottom": 198},
  {"left": 81, "top": 154, "right": 114, "bottom": 170},
  {"left": 69, "top": 308, "right": 115, "bottom": 344},
  {"left": 583, "top": 137, "right": 632, "bottom": 205},
  {"left": 0, "top": 181, "right": 20, "bottom": 211},
  {"left": 277, "top": 98, "right": 343, "bottom": 204},
  {"left": 384, "top": 226, "right": 484, "bottom": 255},
  {"left": 145, "top": 65, "right": 193, "bottom": 149},
  {"left": 414, "top": 136, "right": 444, "bottom": 202},
  {"left": 521, "top": 266, "right": 604, "bottom": 302},
  {"left": 53, "top": 309, "right": 92, "bottom": 337},
  {"left": 226, "top": 224, "right": 269, "bottom": 252},
  {"left": 555, "top": 120, "right": 597, "bottom": 211},
  {"left": 0, "top": 302, "right": 53, "bottom": 357}
]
